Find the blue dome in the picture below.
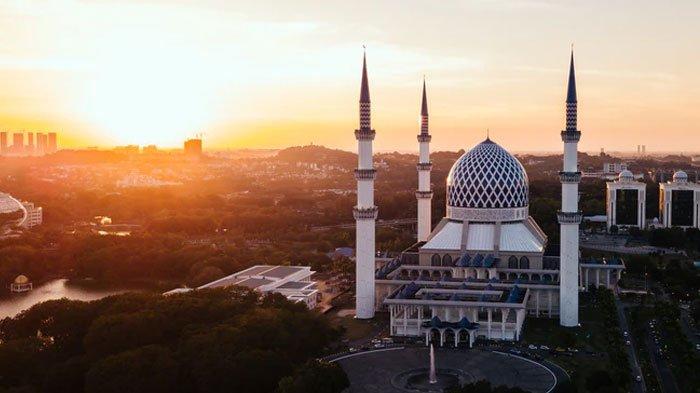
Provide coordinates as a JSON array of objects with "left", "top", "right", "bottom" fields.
[{"left": 447, "top": 139, "right": 529, "bottom": 210}]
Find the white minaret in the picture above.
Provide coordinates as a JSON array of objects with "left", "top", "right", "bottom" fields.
[
  {"left": 416, "top": 79, "right": 433, "bottom": 242},
  {"left": 558, "top": 50, "right": 582, "bottom": 327},
  {"left": 354, "top": 52, "right": 377, "bottom": 319}
]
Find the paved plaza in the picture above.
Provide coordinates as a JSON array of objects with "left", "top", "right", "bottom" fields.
[{"left": 334, "top": 347, "right": 557, "bottom": 393}]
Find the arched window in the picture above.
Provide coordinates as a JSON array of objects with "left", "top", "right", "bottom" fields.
[
  {"left": 519, "top": 256, "right": 530, "bottom": 269},
  {"left": 431, "top": 254, "right": 441, "bottom": 266},
  {"left": 508, "top": 256, "right": 518, "bottom": 269},
  {"left": 442, "top": 254, "right": 453, "bottom": 267}
]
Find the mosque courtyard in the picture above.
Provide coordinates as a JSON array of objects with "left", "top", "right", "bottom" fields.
[{"left": 333, "top": 346, "right": 558, "bottom": 393}]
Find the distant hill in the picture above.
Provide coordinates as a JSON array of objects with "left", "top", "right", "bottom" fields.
[{"left": 275, "top": 145, "right": 355, "bottom": 166}]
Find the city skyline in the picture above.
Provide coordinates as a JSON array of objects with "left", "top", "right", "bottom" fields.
[{"left": 1, "top": 1, "right": 699, "bottom": 152}]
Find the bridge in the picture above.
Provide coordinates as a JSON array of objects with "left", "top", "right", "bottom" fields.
[{"left": 311, "top": 218, "right": 417, "bottom": 231}]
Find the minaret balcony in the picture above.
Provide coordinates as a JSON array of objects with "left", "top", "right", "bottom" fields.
[
  {"left": 557, "top": 211, "right": 583, "bottom": 224},
  {"left": 354, "top": 169, "right": 377, "bottom": 180},
  {"left": 353, "top": 206, "right": 378, "bottom": 220},
  {"left": 416, "top": 162, "right": 433, "bottom": 171},
  {"left": 417, "top": 134, "right": 432, "bottom": 143},
  {"left": 355, "top": 129, "right": 376, "bottom": 141},
  {"left": 559, "top": 171, "right": 581, "bottom": 183},
  {"left": 415, "top": 190, "right": 433, "bottom": 199},
  {"left": 560, "top": 130, "right": 581, "bottom": 143}
]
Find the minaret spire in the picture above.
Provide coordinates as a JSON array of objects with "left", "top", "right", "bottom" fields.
[
  {"left": 416, "top": 78, "right": 433, "bottom": 242},
  {"left": 566, "top": 50, "right": 577, "bottom": 104},
  {"left": 558, "top": 49, "right": 582, "bottom": 328},
  {"left": 360, "top": 49, "right": 370, "bottom": 105},
  {"left": 353, "top": 49, "right": 377, "bottom": 319},
  {"left": 566, "top": 50, "right": 578, "bottom": 132},
  {"left": 421, "top": 77, "right": 428, "bottom": 117}
]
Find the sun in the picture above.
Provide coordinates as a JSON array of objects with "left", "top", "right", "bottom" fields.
[{"left": 78, "top": 29, "right": 222, "bottom": 148}]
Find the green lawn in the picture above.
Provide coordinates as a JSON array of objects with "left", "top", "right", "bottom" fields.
[
  {"left": 521, "top": 291, "right": 627, "bottom": 392},
  {"left": 326, "top": 313, "right": 377, "bottom": 342}
]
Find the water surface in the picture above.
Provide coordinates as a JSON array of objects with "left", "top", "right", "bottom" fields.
[{"left": 0, "top": 279, "right": 135, "bottom": 319}]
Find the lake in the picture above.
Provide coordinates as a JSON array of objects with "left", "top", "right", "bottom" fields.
[{"left": 0, "top": 279, "right": 137, "bottom": 319}]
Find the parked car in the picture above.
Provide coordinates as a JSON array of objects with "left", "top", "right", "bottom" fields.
[
  {"left": 636, "top": 375, "right": 642, "bottom": 382},
  {"left": 626, "top": 340, "right": 631, "bottom": 346},
  {"left": 539, "top": 345, "right": 550, "bottom": 350},
  {"left": 528, "top": 344, "right": 537, "bottom": 350}
]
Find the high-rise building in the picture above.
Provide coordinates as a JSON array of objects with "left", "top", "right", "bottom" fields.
[
  {"left": 0, "top": 132, "right": 7, "bottom": 154},
  {"left": 558, "top": 51, "right": 582, "bottom": 327},
  {"left": 12, "top": 133, "right": 23, "bottom": 154},
  {"left": 606, "top": 170, "right": 646, "bottom": 230},
  {"left": 642, "top": 145, "right": 646, "bottom": 155},
  {"left": 47, "top": 132, "right": 57, "bottom": 153},
  {"left": 36, "top": 133, "right": 47, "bottom": 155},
  {"left": 184, "top": 138, "right": 202, "bottom": 158},
  {"left": 27, "top": 132, "right": 34, "bottom": 154},
  {"left": 416, "top": 79, "right": 433, "bottom": 242},
  {"left": 353, "top": 51, "right": 377, "bottom": 319},
  {"left": 659, "top": 171, "right": 700, "bottom": 228}
]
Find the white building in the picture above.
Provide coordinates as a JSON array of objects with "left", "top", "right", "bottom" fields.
[
  {"left": 606, "top": 170, "right": 646, "bottom": 230},
  {"left": 21, "top": 202, "right": 42, "bottom": 228},
  {"left": 603, "top": 162, "right": 628, "bottom": 174},
  {"left": 359, "top": 51, "right": 624, "bottom": 346},
  {"left": 165, "top": 265, "right": 319, "bottom": 309},
  {"left": 659, "top": 171, "right": 700, "bottom": 228}
]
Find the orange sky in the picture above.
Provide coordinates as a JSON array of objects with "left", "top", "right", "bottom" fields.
[{"left": 1, "top": 1, "right": 699, "bottom": 153}]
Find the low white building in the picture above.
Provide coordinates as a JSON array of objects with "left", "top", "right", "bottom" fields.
[
  {"left": 659, "top": 171, "right": 700, "bottom": 228},
  {"left": 165, "top": 265, "right": 319, "bottom": 309},
  {"left": 606, "top": 170, "right": 646, "bottom": 230}
]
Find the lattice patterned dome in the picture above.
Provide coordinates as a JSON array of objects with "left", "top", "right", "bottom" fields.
[{"left": 446, "top": 139, "right": 529, "bottom": 210}]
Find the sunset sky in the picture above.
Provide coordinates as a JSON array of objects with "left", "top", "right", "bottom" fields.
[{"left": 1, "top": 0, "right": 699, "bottom": 153}]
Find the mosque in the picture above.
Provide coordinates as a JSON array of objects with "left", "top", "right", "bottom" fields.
[{"left": 352, "top": 52, "right": 625, "bottom": 346}]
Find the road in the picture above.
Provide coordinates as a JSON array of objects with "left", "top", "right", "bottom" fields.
[
  {"left": 615, "top": 298, "right": 647, "bottom": 393},
  {"left": 679, "top": 309, "right": 699, "bottom": 348},
  {"left": 644, "top": 327, "right": 680, "bottom": 393},
  {"left": 311, "top": 218, "right": 416, "bottom": 231}
]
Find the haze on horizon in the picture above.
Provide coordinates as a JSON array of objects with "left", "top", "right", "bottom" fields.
[{"left": 1, "top": 0, "right": 699, "bottom": 153}]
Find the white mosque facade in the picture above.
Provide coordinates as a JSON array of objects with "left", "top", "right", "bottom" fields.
[{"left": 354, "top": 52, "right": 625, "bottom": 346}]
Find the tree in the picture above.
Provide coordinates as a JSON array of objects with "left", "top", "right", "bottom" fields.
[
  {"left": 691, "top": 299, "right": 700, "bottom": 325},
  {"left": 84, "top": 345, "right": 177, "bottom": 393},
  {"left": 584, "top": 370, "right": 617, "bottom": 393},
  {"left": 278, "top": 360, "right": 349, "bottom": 393}
]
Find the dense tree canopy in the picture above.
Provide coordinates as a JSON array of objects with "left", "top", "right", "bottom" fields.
[
  {"left": 0, "top": 288, "right": 341, "bottom": 393},
  {"left": 277, "top": 360, "right": 349, "bottom": 393}
]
